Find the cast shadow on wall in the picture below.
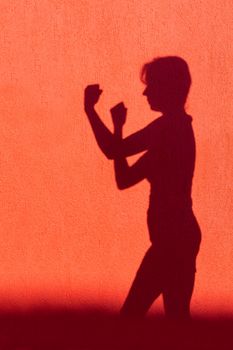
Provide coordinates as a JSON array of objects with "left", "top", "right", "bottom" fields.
[{"left": 84, "top": 56, "right": 202, "bottom": 319}]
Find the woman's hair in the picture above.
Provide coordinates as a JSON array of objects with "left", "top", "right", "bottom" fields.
[{"left": 141, "top": 56, "right": 191, "bottom": 106}]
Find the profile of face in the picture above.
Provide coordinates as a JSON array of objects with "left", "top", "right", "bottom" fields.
[
  {"left": 143, "top": 82, "right": 163, "bottom": 111},
  {"left": 141, "top": 56, "right": 191, "bottom": 113}
]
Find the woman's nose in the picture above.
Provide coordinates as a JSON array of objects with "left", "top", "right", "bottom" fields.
[{"left": 143, "top": 87, "right": 148, "bottom": 96}]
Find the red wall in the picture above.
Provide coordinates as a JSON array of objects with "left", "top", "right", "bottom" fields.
[{"left": 0, "top": 1, "right": 232, "bottom": 315}]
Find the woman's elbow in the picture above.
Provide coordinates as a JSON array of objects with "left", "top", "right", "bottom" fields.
[
  {"left": 105, "top": 139, "right": 124, "bottom": 159},
  {"left": 117, "top": 183, "right": 127, "bottom": 190},
  {"left": 103, "top": 145, "right": 118, "bottom": 159},
  {"left": 105, "top": 151, "right": 114, "bottom": 160},
  {"left": 116, "top": 178, "right": 130, "bottom": 190}
]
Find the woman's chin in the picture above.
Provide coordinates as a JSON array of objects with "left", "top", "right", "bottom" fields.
[{"left": 149, "top": 104, "right": 160, "bottom": 112}]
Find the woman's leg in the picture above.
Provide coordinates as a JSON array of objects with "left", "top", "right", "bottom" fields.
[
  {"left": 162, "top": 258, "right": 196, "bottom": 320},
  {"left": 120, "top": 246, "right": 162, "bottom": 317},
  {"left": 162, "top": 214, "right": 201, "bottom": 320}
]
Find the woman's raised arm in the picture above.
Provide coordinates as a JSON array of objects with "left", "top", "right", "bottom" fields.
[{"left": 84, "top": 85, "right": 153, "bottom": 159}]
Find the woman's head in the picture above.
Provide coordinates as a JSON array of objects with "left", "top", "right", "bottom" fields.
[{"left": 141, "top": 56, "right": 191, "bottom": 113}]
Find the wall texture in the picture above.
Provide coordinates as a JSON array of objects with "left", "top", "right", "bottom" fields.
[{"left": 0, "top": 0, "right": 232, "bottom": 315}]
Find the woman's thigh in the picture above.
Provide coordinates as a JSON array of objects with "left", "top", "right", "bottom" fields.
[{"left": 121, "top": 246, "right": 163, "bottom": 317}]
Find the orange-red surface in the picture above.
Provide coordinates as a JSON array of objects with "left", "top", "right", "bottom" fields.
[{"left": 0, "top": 1, "right": 232, "bottom": 315}]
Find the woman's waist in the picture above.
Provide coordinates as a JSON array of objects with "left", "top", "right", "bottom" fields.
[
  {"left": 147, "top": 207, "right": 201, "bottom": 242},
  {"left": 148, "top": 196, "right": 193, "bottom": 214}
]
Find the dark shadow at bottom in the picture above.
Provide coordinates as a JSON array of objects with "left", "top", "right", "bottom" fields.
[{"left": 0, "top": 306, "right": 232, "bottom": 349}]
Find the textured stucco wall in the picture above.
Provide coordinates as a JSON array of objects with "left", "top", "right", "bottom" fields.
[{"left": 0, "top": 0, "right": 232, "bottom": 314}]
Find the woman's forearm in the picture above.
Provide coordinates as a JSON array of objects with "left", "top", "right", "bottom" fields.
[
  {"left": 113, "top": 126, "right": 131, "bottom": 189},
  {"left": 85, "top": 106, "right": 117, "bottom": 159}
]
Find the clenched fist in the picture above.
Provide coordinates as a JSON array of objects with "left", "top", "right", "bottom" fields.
[
  {"left": 84, "top": 84, "right": 102, "bottom": 109},
  {"left": 110, "top": 102, "right": 127, "bottom": 129}
]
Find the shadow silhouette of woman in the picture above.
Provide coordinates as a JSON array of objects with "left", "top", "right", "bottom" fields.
[{"left": 84, "top": 56, "right": 201, "bottom": 319}]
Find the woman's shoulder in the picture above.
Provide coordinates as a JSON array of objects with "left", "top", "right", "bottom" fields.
[{"left": 146, "top": 116, "right": 165, "bottom": 133}]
